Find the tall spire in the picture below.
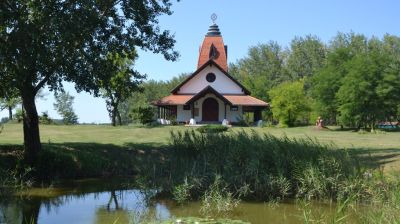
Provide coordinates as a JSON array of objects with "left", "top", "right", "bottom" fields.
[
  {"left": 197, "top": 14, "right": 228, "bottom": 71},
  {"left": 207, "top": 13, "right": 221, "bottom": 36}
]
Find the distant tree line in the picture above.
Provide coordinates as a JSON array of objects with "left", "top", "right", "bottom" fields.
[
  {"left": 228, "top": 32, "right": 400, "bottom": 129},
  {"left": 125, "top": 33, "right": 400, "bottom": 129},
  {"left": 119, "top": 73, "right": 189, "bottom": 124}
]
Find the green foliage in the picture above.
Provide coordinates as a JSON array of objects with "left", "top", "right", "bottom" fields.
[
  {"left": 286, "top": 35, "right": 327, "bottom": 80},
  {"left": 229, "top": 42, "right": 289, "bottom": 102},
  {"left": 0, "top": 0, "right": 178, "bottom": 96},
  {"left": 30, "top": 143, "right": 138, "bottom": 180},
  {"left": 36, "top": 148, "right": 80, "bottom": 180},
  {"left": 0, "top": 167, "right": 34, "bottom": 195},
  {"left": 311, "top": 33, "right": 400, "bottom": 128},
  {"left": 197, "top": 125, "right": 229, "bottom": 133},
  {"left": 172, "top": 177, "right": 193, "bottom": 205},
  {"left": 200, "top": 175, "right": 240, "bottom": 216},
  {"left": 269, "top": 80, "right": 311, "bottom": 127},
  {"left": 0, "top": 0, "right": 179, "bottom": 162},
  {"left": 100, "top": 50, "right": 144, "bottom": 126},
  {"left": 130, "top": 106, "right": 155, "bottom": 125},
  {"left": 310, "top": 35, "right": 358, "bottom": 124},
  {"left": 39, "top": 112, "right": 52, "bottom": 125},
  {"left": 122, "top": 74, "right": 189, "bottom": 121},
  {"left": 163, "top": 130, "right": 357, "bottom": 201},
  {"left": 53, "top": 92, "right": 78, "bottom": 125},
  {"left": 336, "top": 37, "right": 394, "bottom": 129},
  {"left": 0, "top": 90, "right": 20, "bottom": 120},
  {"left": 231, "top": 32, "right": 400, "bottom": 129},
  {"left": 14, "top": 109, "right": 23, "bottom": 123}
]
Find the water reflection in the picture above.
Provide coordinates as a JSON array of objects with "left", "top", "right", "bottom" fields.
[{"left": 0, "top": 179, "right": 344, "bottom": 224}]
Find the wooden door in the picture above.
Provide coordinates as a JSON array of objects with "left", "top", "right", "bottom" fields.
[{"left": 202, "top": 98, "right": 219, "bottom": 121}]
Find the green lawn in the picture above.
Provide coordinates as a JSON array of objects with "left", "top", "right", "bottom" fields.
[{"left": 1, "top": 123, "right": 400, "bottom": 172}]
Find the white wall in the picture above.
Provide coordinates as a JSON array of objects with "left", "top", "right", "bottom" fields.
[
  {"left": 176, "top": 93, "right": 243, "bottom": 123},
  {"left": 177, "top": 105, "right": 191, "bottom": 122},
  {"left": 177, "top": 65, "right": 244, "bottom": 94},
  {"left": 226, "top": 105, "right": 243, "bottom": 122}
]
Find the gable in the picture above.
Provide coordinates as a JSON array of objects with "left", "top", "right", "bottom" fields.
[
  {"left": 172, "top": 60, "right": 250, "bottom": 95},
  {"left": 176, "top": 65, "right": 244, "bottom": 94}
]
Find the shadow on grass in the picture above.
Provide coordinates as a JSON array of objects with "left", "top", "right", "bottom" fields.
[
  {"left": 326, "top": 126, "right": 400, "bottom": 133},
  {"left": 0, "top": 141, "right": 168, "bottom": 181},
  {"left": 2, "top": 141, "right": 400, "bottom": 181},
  {"left": 348, "top": 148, "right": 400, "bottom": 171},
  {"left": 0, "top": 144, "right": 23, "bottom": 170},
  {"left": 324, "top": 126, "right": 359, "bottom": 132}
]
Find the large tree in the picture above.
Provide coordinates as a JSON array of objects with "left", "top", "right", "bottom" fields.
[
  {"left": 229, "top": 42, "right": 288, "bottom": 102},
  {"left": 120, "top": 73, "right": 188, "bottom": 124},
  {"left": 0, "top": 88, "right": 20, "bottom": 120},
  {"left": 269, "top": 80, "right": 311, "bottom": 127},
  {"left": 310, "top": 33, "right": 368, "bottom": 124},
  {"left": 337, "top": 37, "right": 397, "bottom": 130},
  {"left": 100, "top": 50, "right": 144, "bottom": 126},
  {"left": 286, "top": 35, "right": 327, "bottom": 80},
  {"left": 0, "top": 0, "right": 179, "bottom": 166},
  {"left": 53, "top": 91, "right": 78, "bottom": 125},
  {"left": 378, "top": 35, "right": 400, "bottom": 123}
]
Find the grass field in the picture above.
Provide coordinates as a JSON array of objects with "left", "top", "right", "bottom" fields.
[{"left": 1, "top": 123, "right": 400, "bottom": 173}]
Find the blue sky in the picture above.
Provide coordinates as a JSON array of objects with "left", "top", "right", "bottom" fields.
[{"left": 1, "top": 0, "right": 399, "bottom": 123}]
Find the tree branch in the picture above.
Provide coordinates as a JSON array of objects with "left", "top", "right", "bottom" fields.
[{"left": 34, "top": 74, "right": 51, "bottom": 94}]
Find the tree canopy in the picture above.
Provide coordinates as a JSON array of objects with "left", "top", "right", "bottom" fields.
[
  {"left": 100, "top": 50, "right": 144, "bottom": 126},
  {"left": 269, "top": 80, "right": 311, "bottom": 127},
  {"left": 0, "top": 0, "right": 180, "bottom": 165},
  {"left": 53, "top": 91, "right": 78, "bottom": 125},
  {"left": 228, "top": 32, "right": 400, "bottom": 129}
]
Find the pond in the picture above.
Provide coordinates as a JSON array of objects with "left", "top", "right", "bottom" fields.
[{"left": 0, "top": 178, "right": 354, "bottom": 224}]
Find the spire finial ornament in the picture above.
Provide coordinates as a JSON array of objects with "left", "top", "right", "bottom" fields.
[{"left": 211, "top": 13, "right": 217, "bottom": 24}]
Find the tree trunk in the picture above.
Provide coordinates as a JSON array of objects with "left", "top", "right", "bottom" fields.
[
  {"left": 370, "top": 120, "right": 375, "bottom": 132},
  {"left": 117, "top": 109, "right": 122, "bottom": 126},
  {"left": 21, "top": 90, "right": 41, "bottom": 166},
  {"left": 115, "top": 98, "right": 121, "bottom": 126},
  {"left": 111, "top": 108, "right": 116, "bottom": 126},
  {"left": 8, "top": 106, "right": 12, "bottom": 120}
]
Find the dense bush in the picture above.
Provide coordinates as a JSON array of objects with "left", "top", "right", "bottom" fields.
[
  {"left": 14, "top": 109, "right": 23, "bottom": 123},
  {"left": 197, "top": 125, "right": 229, "bottom": 133},
  {"left": 131, "top": 106, "right": 154, "bottom": 124},
  {"left": 39, "top": 112, "right": 53, "bottom": 124}
]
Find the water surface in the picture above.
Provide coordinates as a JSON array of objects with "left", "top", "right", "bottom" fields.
[{"left": 0, "top": 178, "right": 344, "bottom": 224}]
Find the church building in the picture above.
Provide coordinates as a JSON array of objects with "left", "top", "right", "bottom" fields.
[{"left": 154, "top": 18, "right": 269, "bottom": 124}]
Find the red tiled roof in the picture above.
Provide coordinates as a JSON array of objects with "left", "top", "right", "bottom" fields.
[
  {"left": 153, "top": 95, "right": 193, "bottom": 105},
  {"left": 153, "top": 93, "right": 268, "bottom": 107},
  {"left": 198, "top": 36, "right": 228, "bottom": 71},
  {"left": 224, "top": 95, "right": 269, "bottom": 106}
]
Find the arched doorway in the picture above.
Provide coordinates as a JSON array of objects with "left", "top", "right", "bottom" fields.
[{"left": 202, "top": 97, "right": 219, "bottom": 122}]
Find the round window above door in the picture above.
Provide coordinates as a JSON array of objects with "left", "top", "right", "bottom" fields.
[{"left": 206, "top": 73, "right": 216, "bottom": 82}]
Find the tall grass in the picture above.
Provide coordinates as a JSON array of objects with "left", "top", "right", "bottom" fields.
[{"left": 159, "top": 130, "right": 359, "bottom": 202}]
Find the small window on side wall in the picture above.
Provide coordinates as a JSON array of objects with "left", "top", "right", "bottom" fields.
[
  {"left": 183, "top": 104, "right": 191, "bottom": 110},
  {"left": 230, "top": 106, "right": 238, "bottom": 111}
]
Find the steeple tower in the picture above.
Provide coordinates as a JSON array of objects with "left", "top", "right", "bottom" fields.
[{"left": 197, "top": 14, "right": 228, "bottom": 71}]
